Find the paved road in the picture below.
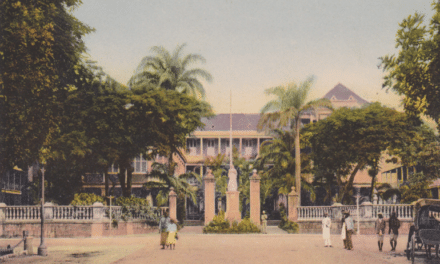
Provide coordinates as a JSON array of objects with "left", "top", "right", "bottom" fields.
[
  {"left": 113, "top": 227, "right": 433, "bottom": 264},
  {"left": 3, "top": 227, "right": 440, "bottom": 264}
]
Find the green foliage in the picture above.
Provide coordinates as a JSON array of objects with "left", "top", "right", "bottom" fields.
[
  {"left": 255, "top": 129, "right": 315, "bottom": 201},
  {"left": 70, "top": 193, "right": 104, "bottom": 206},
  {"left": 380, "top": 1, "right": 440, "bottom": 129},
  {"left": 399, "top": 173, "right": 433, "bottom": 204},
  {"left": 115, "top": 196, "right": 159, "bottom": 224},
  {"left": 0, "top": 0, "right": 93, "bottom": 175},
  {"left": 203, "top": 211, "right": 261, "bottom": 234},
  {"left": 129, "top": 43, "right": 212, "bottom": 99},
  {"left": 258, "top": 76, "right": 332, "bottom": 205},
  {"left": 203, "top": 211, "right": 231, "bottom": 233},
  {"left": 305, "top": 102, "right": 421, "bottom": 204},
  {"left": 278, "top": 203, "right": 299, "bottom": 233}
]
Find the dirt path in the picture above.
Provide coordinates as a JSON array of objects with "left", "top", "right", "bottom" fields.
[{"left": 2, "top": 232, "right": 439, "bottom": 264}]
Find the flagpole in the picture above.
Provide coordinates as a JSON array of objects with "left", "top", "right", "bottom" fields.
[{"left": 230, "top": 90, "right": 233, "bottom": 168}]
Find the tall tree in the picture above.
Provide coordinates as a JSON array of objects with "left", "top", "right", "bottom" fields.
[
  {"left": 258, "top": 76, "right": 331, "bottom": 205},
  {"left": 380, "top": 1, "right": 440, "bottom": 129},
  {"left": 0, "top": 0, "right": 93, "bottom": 177},
  {"left": 305, "top": 103, "right": 419, "bottom": 204},
  {"left": 128, "top": 44, "right": 212, "bottom": 99},
  {"left": 255, "top": 129, "right": 315, "bottom": 205}
]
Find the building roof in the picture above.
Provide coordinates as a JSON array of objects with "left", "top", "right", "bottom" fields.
[
  {"left": 323, "top": 83, "right": 369, "bottom": 105},
  {"left": 197, "top": 113, "right": 261, "bottom": 131}
]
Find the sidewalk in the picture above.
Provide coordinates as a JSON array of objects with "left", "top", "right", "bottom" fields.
[{"left": 1, "top": 231, "right": 438, "bottom": 264}]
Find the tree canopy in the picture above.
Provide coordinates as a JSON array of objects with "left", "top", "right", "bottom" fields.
[
  {"left": 305, "top": 103, "right": 420, "bottom": 204},
  {"left": 0, "top": 0, "right": 93, "bottom": 175},
  {"left": 128, "top": 43, "right": 212, "bottom": 99},
  {"left": 380, "top": 1, "right": 440, "bottom": 129}
]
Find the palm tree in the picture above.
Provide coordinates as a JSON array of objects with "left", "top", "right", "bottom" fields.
[
  {"left": 255, "top": 129, "right": 316, "bottom": 203},
  {"left": 129, "top": 44, "right": 212, "bottom": 99},
  {"left": 143, "top": 162, "right": 198, "bottom": 206},
  {"left": 258, "top": 76, "right": 331, "bottom": 205}
]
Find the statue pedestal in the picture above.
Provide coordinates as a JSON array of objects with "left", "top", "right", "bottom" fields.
[{"left": 226, "top": 191, "right": 241, "bottom": 222}]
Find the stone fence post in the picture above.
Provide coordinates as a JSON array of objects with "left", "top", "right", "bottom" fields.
[
  {"left": 250, "top": 169, "right": 260, "bottom": 225},
  {"left": 92, "top": 202, "right": 104, "bottom": 221},
  {"left": 44, "top": 202, "right": 54, "bottom": 220},
  {"left": 288, "top": 187, "right": 298, "bottom": 222},
  {"left": 204, "top": 169, "right": 216, "bottom": 225},
  {"left": 331, "top": 203, "right": 343, "bottom": 220},
  {"left": 169, "top": 187, "right": 177, "bottom": 222},
  {"left": 0, "top": 203, "right": 6, "bottom": 221},
  {"left": 361, "top": 201, "right": 373, "bottom": 219}
]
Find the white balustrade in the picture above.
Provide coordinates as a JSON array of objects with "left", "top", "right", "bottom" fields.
[
  {"left": 5, "top": 206, "right": 40, "bottom": 220},
  {"left": 298, "top": 206, "right": 332, "bottom": 220},
  {"left": 298, "top": 204, "right": 414, "bottom": 220}
]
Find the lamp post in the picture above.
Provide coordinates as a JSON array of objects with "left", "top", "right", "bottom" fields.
[
  {"left": 38, "top": 168, "right": 47, "bottom": 256},
  {"left": 355, "top": 191, "right": 361, "bottom": 236}
]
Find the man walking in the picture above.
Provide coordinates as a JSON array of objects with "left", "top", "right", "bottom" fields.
[
  {"left": 375, "top": 213, "right": 386, "bottom": 251},
  {"left": 322, "top": 212, "right": 332, "bottom": 247},
  {"left": 389, "top": 212, "right": 400, "bottom": 251},
  {"left": 344, "top": 211, "right": 354, "bottom": 250}
]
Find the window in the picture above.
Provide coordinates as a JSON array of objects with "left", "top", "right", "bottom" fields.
[
  {"left": 243, "top": 139, "right": 253, "bottom": 156},
  {"left": 187, "top": 138, "right": 198, "bottom": 156},
  {"left": 133, "top": 154, "right": 148, "bottom": 173}
]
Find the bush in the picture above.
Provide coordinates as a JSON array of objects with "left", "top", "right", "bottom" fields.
[
  {"left": 203, "top": 211, "right": 261, "bottom": 234},
  {"left": 278, "top": 202, "right": 299, "bottom": 234},
  {"left": 115, "top": 196, "right": 159, "bottom": 224},
  {"left": 70, "top": 193, "right": 105, "bottom": 206}
]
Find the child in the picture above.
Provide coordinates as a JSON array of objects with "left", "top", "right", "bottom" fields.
[{"left": 166, "top": 219, "right": 178, "bottom": 250}]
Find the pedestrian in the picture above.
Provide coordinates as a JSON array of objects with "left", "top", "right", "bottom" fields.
[
  {"left": 159, "top": 211, "right": 170, "bottom": 249},
  {"left": 166, "top": 219, "right": 178, "bottom": 250},
  {"left": 261, "top": 210, "right": 268, "bottom": 234},
  {"left": 322, "top": 212, "right": 332, "bottom": 247},
  {"left": 375, "top": 213, "right": 386, "bottom": 251},
  {"left": 341, "top": 215, "right": 347, "bottom": 249},
  {"left": 344, "top": 211, "right": 354, "bottom": 250},
  {"left": 389, "top": 211, "right": 400, "bottom": 251}
]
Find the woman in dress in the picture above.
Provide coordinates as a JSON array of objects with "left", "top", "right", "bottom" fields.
[
  {"left": 341, "top": 215, "right": 347, "bottom": 249},
  {"left": 166, "top": 219, "right": 178, "bottom": 250},
  {"left": 159, "top": 211, "right": 170, "bottom": 249}
]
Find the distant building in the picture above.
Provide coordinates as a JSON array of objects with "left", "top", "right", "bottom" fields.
[{"left": 83, "top": 83, "right": 378, "bottom": 213}]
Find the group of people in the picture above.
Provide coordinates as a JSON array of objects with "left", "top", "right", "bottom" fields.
[
  {"left": 375, "top": 212, "right": 400, "bottom": 252},
  {"left": 321, "top": 210, "right": 400, "bottom": 252},
  {"left": 159, "top": 211, "right": 178, "bottom": 250},
  {"left": 321, "top": 211, "right": 355, "bottom": 249}
]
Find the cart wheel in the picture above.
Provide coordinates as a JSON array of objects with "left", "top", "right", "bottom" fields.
[{"left": 411, "top": 234, "right": 415, "bottom": 264}]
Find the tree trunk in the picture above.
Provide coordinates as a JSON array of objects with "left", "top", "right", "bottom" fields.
[
  {"left": 340, "top": 162, "right": 363, "bottom": 203},
  {"left": 295, "top": 117, "right": 301, "bottom": 206}
]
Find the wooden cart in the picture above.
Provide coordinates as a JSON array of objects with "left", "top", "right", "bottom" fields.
[{"left": 407, "top": 199, "right": 440, "bottom": 263}]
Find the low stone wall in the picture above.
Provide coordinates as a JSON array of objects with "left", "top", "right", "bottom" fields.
[
  {"left": 0, "top": 220, "right": 157, "bottom": 238},
  {"left": 298, "top": 219, "right": 412, "bottom": 235}
]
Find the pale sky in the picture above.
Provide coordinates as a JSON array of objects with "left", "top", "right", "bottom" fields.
[{"left": 74, "top": 0, "right": 434, "bottom": 114}]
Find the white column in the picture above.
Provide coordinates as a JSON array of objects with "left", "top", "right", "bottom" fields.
[{"left": 200, "top": 138, "right": 204, "bottom": 157}]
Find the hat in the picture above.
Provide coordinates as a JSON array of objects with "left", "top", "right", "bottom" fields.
[{"left": 378, "top": 212, "right": 383, "bottom": 216}]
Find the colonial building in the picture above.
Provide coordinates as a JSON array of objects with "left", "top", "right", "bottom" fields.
[{"left": 83, "top": 83, "right": 377, "bottom": 213}]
